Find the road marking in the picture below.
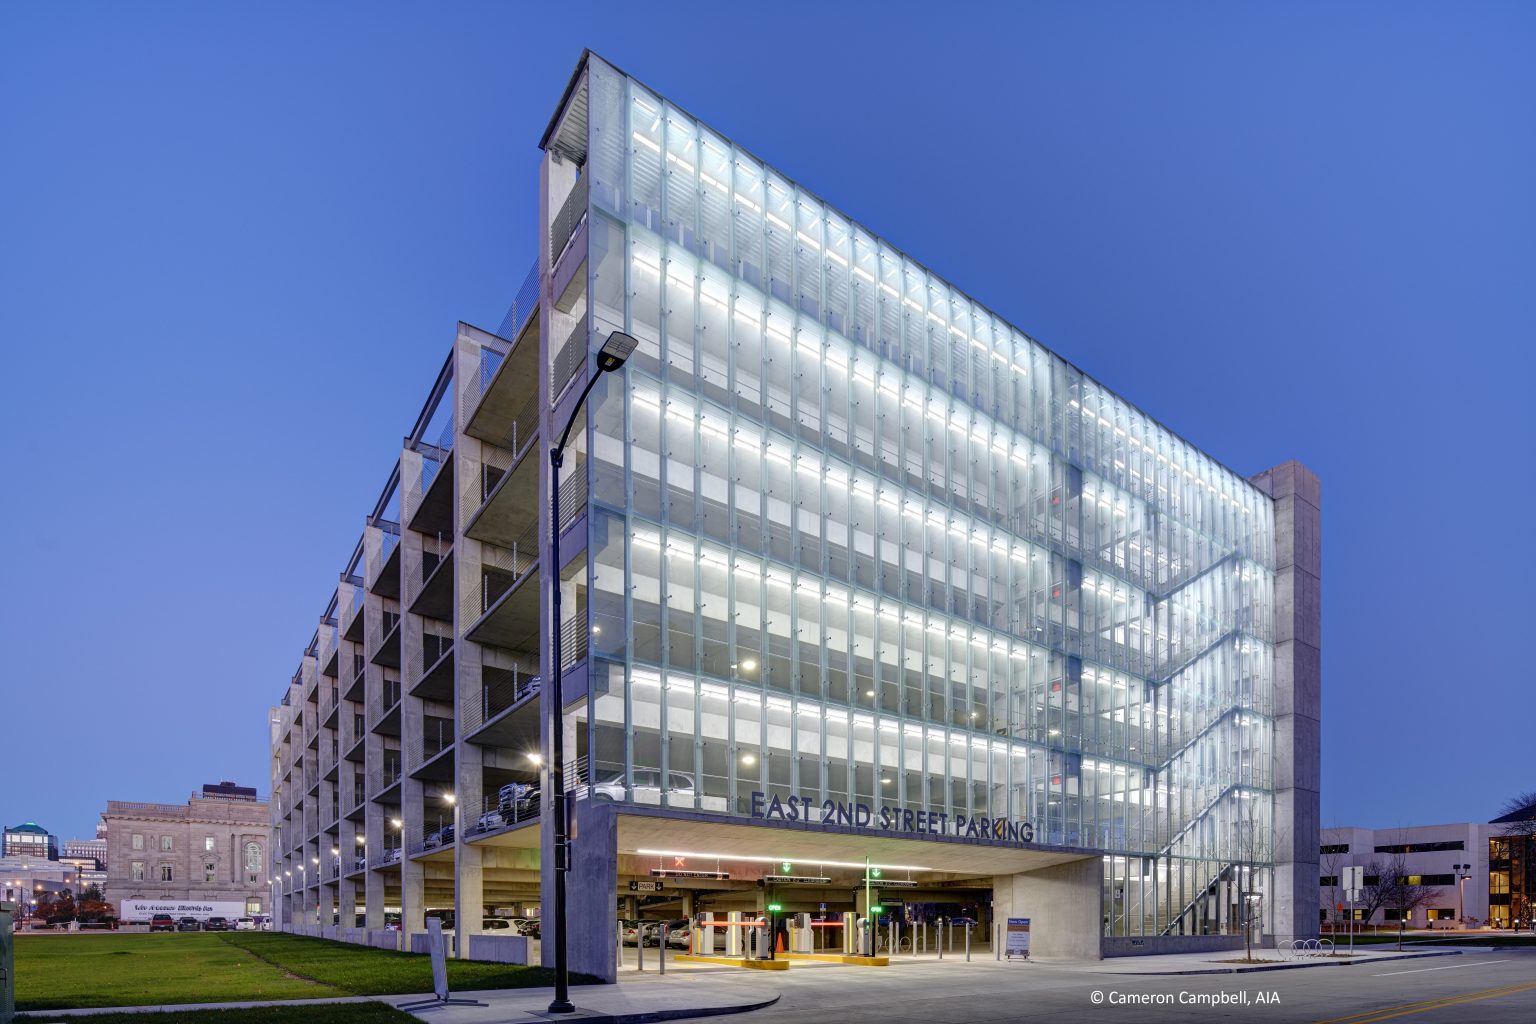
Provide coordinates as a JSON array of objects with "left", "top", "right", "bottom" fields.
[
  {"left": 1371, "top": 958, "right": 1511, "bottom": 976},
  {"left": 1312, "top": 980, "right": 1536, "bottom": 1024}
]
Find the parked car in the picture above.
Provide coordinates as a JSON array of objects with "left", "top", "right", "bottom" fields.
[
  {"left": 204, "top": 917, "right": 229, "bottom": 931},
  {"left": 498, "top": 782, "right": 539, "bottom": 820},
  {"left": 479, "top": 917, "right": 514, "bottom": 931},
  {"left": 621, "top": 920, "right": 643, "bottom": 946},
  {"left": 150, "top": 914, "right": 175, "bottom": 932},
  {"left": 592, "top": 769, "right": 695, "bottom": 805},
  {"left": 662, "top": 918, "right": 691, "bottom": 948},
  {"left": 515, "top": 918, "right": 541, "bottom": 939},
  {"left": 474, "top": 810, "right": 504, "bottom": 833},
  {"left": 384, "top": 847, "right": 402, "bottom": 863},
  {"left": 176, "top": 917, "right": 201, "bottom": 932},
  {"left": 425, "top": 825, "right": 456, "bottom": 848},
  {"left": 234, "top": 917, "right": 258, "bottom": 931}
]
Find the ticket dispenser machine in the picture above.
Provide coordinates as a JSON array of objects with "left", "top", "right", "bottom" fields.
[
  {"left": 726, "top": 911, "right": 744, "bottom": 956},
  {"left": 841, "top": 911, "right": 858, "bottom": 954},
  {"left": 755, "top": 916, "right": 771, "bottom": 959},
  {"left": 790, "top": 912, "right": 813, "bottom": 953},
  {"left": 692, "top": 912, "right": 715, "bottom": 955}
]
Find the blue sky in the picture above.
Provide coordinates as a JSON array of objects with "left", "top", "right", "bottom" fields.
[{"left": 2, "top": 2, "right": 1531, "bottom": 840}]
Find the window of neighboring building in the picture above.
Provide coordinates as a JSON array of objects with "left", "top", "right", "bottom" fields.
[
  {"left": 160, "top": 836, "right": 173, "bottom": 852},
  {"left": 205, "top": 837, "right": 216, "bottom": 852},
  {"left": 1320, "top": 843, "right": 1350, "bottom": 855},
  {"left": 204, "top": 862, "right": 217, "bottom": 882},
  {"left": 246, "top": 898, "right": 262, "bottom": 914},
  {"left": 131, "top": 834, "right": 144, "bottom": 850},
  {"left": 1383, "top": 909, "right": 1402, "bottom": 921},
  {"left": 131, "top": 862, "right": 145, "bottom": 881},
  {"left": 160, "top": 865, "right": 173, "bottom": 882},
  {"left": 1428, "top": 908, "right": 1455, "bottom": 920},
  {"left": 1374, "top": 841, "right": 1464, "bottom": 854},
  {"left": 1319, "top": 876, "right": 1339, "bottom": 887},
  {"left": 245, "top": 842, "right": 261, "bottom": 883}
]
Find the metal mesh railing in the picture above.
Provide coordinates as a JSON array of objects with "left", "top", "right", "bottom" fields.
[
  {"left": 549, "top": 174, "right": 588, "bottom": 267},
  {"left": 406, "top": 718, "right": 454, "bottom": 772},
  {"left": 495, "top": 262, "right": 540, "bottom": 342},
  {"left": 460, "top": 667, "right": 541, "bottom": 734},
  {"left": 550, "top": 318, "right": 587, "bottom": 400},
  {"left": 460, "top": 525, "right": 540, "bottom": 633},
  {"left": 365, "top": 524, "right": 401, "bottom": 588}
]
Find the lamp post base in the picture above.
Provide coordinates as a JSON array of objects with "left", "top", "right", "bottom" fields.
[{"left": 547, "top": 998, "right": 576, "bottom": 1014}]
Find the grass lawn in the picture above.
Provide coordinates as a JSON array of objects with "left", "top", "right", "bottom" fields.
[
  {"left": 15, "top": 932, "right": 586, "bottom": 1012},
  {"left": 15, "top": 934, "right": 343, "bottom": 1011},
  {"left": 22, "top": 1004, "right": 417, "bottom": 1024},
  {"left": 1325, "top": 933, "right": 1536, "bottom": 948},
  {"left": 219, "top": 932, "right": 580, "bottom": 995}
]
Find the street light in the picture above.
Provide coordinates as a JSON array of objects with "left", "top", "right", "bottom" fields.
[
  {"left": 1452, "top": 863, "right": 1471, "bottom": 928},
  {"left": 548, "top": 329, "right": 636, "bottom": 1014}
]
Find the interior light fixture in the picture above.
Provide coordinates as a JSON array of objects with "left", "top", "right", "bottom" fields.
[{"left": 634, "top": 848, "right": 929, "bottom": 873}]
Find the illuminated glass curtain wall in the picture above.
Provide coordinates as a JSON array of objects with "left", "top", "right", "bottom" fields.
[{"left": 573, "top": 56, "right": 1276, "bottom": 937}]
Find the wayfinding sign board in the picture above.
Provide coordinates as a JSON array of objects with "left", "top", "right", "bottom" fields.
[{"left": 1005, "top": 918, "right": 1031, "bottom": 959}]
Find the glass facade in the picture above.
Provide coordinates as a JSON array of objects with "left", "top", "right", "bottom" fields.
[{"left": 567, "top": 56, "right": 1277, "bottom": 937}]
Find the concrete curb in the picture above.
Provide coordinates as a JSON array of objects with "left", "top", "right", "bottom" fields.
[
  {"left": 22, "top": 991, "right": 782, "bottom": 1023},
  {"left": 18, "top": 996, "right": 380, "bottom": 1017},
  {"left": 1096, "top": 949, "right": 1463, "bottom": 976},
  {"left": 392, "top": 993, "right": 783, "bottom": 1024}
]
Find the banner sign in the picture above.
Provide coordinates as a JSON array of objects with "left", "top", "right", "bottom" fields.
[
  {"left": 119, "top": 900, "right": 246, "bottom": 922},
  {"left": 1005, "top": 918, "right": 1031, "bottom": 959},
  {"left": 749, "top": 792, "right": 1034, "bottom": 844}
]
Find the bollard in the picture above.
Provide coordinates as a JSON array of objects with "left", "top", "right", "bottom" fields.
[
  {"left": 965, "top": 922, "right": 971, "bottom": 961},
  {"left": 995, "top": 921, "right": 1001, "bottom": 961},
  {"left": 949, "top": 919, "right": 955, "bottom": 953},
  {"left": 637, "top": 926, "right": 644, "bottom": 972},
  {"left": 887, "top": 919, "right": 893, "bottom": 957},
  {"left": 938, "top": 918, "right": 944, "bottom": 959},
  {"left": 617, "top": 921, "right": 624, "bottom": 972},
  {"left": 659, "top": 925, "right": 667, "bottom": 975}
]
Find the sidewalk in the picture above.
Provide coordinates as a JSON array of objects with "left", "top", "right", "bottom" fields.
[
  {"left": 382, "top": 978, "right": 780, "bottom": 1024},
  {"left": 1081, "top": 946, "right": 1462, "bottom": 976}
]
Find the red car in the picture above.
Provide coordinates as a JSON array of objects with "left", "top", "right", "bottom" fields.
[{"left": 150, "top": 914, "right": 175, "bottom": 932}]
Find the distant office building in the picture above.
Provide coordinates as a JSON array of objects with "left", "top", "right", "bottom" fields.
[
  {"left": 3, "top": 822, "right": 59, "bottom": 861},
  {"left": 0, "top": 855, "right": 83, "bottom": 919},
  {"left": 1489, "top": 800, "right": 1536, "bottom": 930},
  {"left": 101, "top": 783, "right": 272, "bottom": 919},
  {"left": 63, "top": 836, "right": 109, "bottom": 867},
  {"left": 1321, "top": 804, "right": 1536, "bottom": 930}
]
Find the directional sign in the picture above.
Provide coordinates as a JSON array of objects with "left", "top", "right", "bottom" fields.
[{"left": 628, "top": 880, "right": 664, "bottom": 892}]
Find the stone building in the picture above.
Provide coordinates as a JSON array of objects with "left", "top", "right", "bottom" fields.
[{"left": 102, "top": 781, "right": 271, "bottom": 917}]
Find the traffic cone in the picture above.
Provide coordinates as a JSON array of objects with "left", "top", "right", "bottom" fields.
[{"left": 777, "top": 930, "right": 786, "bottom": 953}]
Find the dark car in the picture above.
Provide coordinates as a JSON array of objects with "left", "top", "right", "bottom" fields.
[
  {"left": 150, "top": 914, "right": 175, "bottom": 932},
  {"left": 176, "top": 917, "right": 201, "bottom": 931},
  {"left": 204, "top": 916, "right": 229, "bottom": 931}
]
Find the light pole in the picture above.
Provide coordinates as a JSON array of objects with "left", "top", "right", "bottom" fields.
[
  {"left": 1452, "top": 863, "right": 1470, "bottom": 928},
  {"left": 548, "top": 330, "right": 637, "bottom": 1014}
]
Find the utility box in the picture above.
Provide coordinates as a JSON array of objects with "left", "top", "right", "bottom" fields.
[{"left": 1, "top": 899, "right": 14, "bottom": 1024}]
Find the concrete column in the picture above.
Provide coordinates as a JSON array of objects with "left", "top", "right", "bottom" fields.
[
  {"left": 993, "top": 856, "right": 1103, "bottom": 961},
  {"left": 680, "top": 890, "right": 696, "bottom": 917},
  {"left": 545, "top": 798, "right": 617, "bottom": 982},
  {"left": 1251, "top": 461, "right": 1321, "bottom": 945},
  {"left": 453, "top": 744, "right": 483, "bottom": 958},
  {"left": 402, "top": 855, "right": 426, "bottom": 936}
]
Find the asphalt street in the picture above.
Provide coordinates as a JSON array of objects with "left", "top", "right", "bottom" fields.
[{"left": 624, "top": 947, "right": 1536, "bottom": 1024}]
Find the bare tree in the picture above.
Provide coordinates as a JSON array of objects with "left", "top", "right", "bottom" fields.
[
  {"left": 1355, "top": 857, "right": 1396, "bottom": 930},
  {"left": 1379, "top": 851, "right": 1439, "bottom": 949},
  {"left": 1320, "top": 840, "right": 1346, "bottom": 934},
  {"left": 1231, "top": 793, "right": 1283, "bottom": 961},
  {"left": 1496, "top": 791, "right": 1536, "bottom": 838}
]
